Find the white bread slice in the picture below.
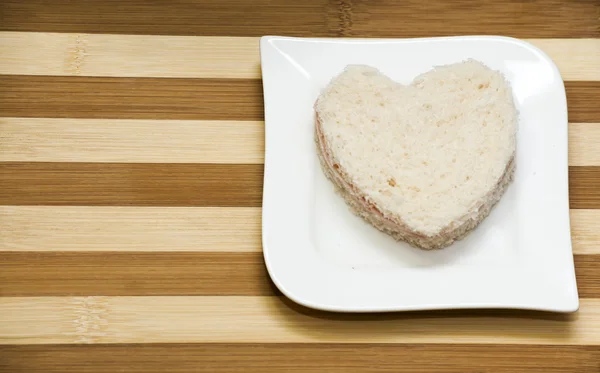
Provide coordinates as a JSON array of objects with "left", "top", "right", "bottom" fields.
[{"left": 315, "top": 61, "right": 517, "bottom": 250}]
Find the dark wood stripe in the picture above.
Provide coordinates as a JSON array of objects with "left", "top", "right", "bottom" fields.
[
  {"left": 0, "top": 0, "right": 331, "bottom": 37},
  {"left": 575, "top": 255, "right": 600, "bottom": 298},
  {"left": 0, "top": 76, "right": 264, "bottom": 121},
  {"left": 0, "top": 163, "right": 263, "bottom": 207},
  {"left": 0, "top": 252, "right": 278, "bottom": 297},
  {"left": 348, "top": 0, "right": 600, "bottom": 39},
  {"left": 1, "top": 77, "right": 598, "bottom": 123},
  {"left": 566, "top": 82, "right": 600, "bottom": 123},
  {"left": 1, "top": 0, "right": 598, "bottom": 38},
  {"left": 570, "top": 166, "right": 600, "bottom": 209},
  {"left": 1, "top": 344, "right": 598, "bottom": 373},
  {"left": 1, "top": 163, "right": 598, "bottom": 208},
  {"left": 0, "top": 252, "right": 596, "bottom": 297}
]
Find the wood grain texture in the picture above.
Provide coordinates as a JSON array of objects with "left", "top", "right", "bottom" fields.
[
  {"left": 0, "top": 252, "right": 278, "bottom": 297},
  {"left": 570, "top": 166, "right": 600, "bottom": 209},
  {"left": 0, "top": 163, "right": 263, "bottom": 207},
  {"left": 346, "top": 0, "right": 600, "bottom": 38},
  {"left": 571, "top": 209, "right": 600, "bottom": 255},
  {"left": 574, "top": 255, "right": 600, "bottom": 298},
  {"left": 1, "top": 0, "right": 598, "bottom": 38},
  {"left": 3, "top": 207, "right": 598, "bottom": 254},
  {"left": 1, "top": 297, "right": 598, "bottom": 345},
  {"left": 0, "top": 252, "right": 597, "bottom": 297},
  {"left": 567, "top": 82, "right": 600, "bottom": 123},
  {"left": 2, "top": 163, "right": 599, "bottom": 208},
  {"left": 0, "top": 206, "right": 261, "bottom": 252},
  {"left": 2, "top": 76, "right": 598, "bottom": 123},
  {"left": 1, "top": 118, "right": 599, "bottom": 166},
  {"left": 0, "top": 32, "right": 263, "bottom": 79},
  {"left": 0, "top": 118, "right": 265, "bottom": 164},
  {"left": 0, "top": 0, "right": 331, "bottom": 37},
  {"left": 0, "top": 75, "right": 264, "bottom": 120},
  {"left": 569, "top": 123, "right": 600, "bottom": 166},
  {"left": 2, "top": 32, "right": 599, "bottom": 81},
  {"left": 1, "top": 344, "right": 599, "bottom": 373}
]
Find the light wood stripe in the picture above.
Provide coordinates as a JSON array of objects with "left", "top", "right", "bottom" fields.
[
  {"left": 0, "top": 253, "right": 597, "bottom": 297},
  {"left": 1, "top": 296, "right": 598, "bottom": 345},
  {"left": 0, "top": 33, "right": 261, "bottom": 79},
  {"left": 2, "top": 0, "right": 599, "bottom": 38},
  {"left": 569, "top": 123, "right": 600, "bottom": 166},
  {"left": 1, "top": 33, "right": 598, "bottom": 81},
  {"left": 1, "top": 118, "right": 598, "bottom": 166},
  {"left": 571, "top": 209, "right": 600, "bottom": 255},
  {"left": 1, "top": 207, "right": 598, "bottom": 254},
  {"left": 0, "top": 163, "right": 263, "bottom": 207},
  {"left": 0, "top": 118, "right": 265, "bottom": 164},
  {"left": 1, "top": 344, "right": 598, "bottom": 373},
  {"left": 2, "top": 163, "right": 599, "bottom": 208},
  {"left": 0, "top": 206, "right": 260, "bottom": 252}
]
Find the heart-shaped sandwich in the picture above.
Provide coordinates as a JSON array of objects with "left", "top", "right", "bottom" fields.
[{"left": 315, "top": 60, "right": 517, "bottom": 250}]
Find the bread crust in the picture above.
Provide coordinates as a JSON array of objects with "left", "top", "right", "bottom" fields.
[{"left": 315, "top": 113, "right": 515, "bottom": 250}]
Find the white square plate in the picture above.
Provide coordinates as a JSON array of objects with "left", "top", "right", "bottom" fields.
[{"left": 260, "top": 35, "right": 578, "bottom": 313}]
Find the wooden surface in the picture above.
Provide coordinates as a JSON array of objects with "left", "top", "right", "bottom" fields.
[{"left": 1, "top": 0, "right": 599, "bottom": 371}]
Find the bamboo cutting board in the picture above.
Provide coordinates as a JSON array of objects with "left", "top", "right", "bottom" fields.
[{"left": 1, "top": 1, "right": 600, "bottom": 371}]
